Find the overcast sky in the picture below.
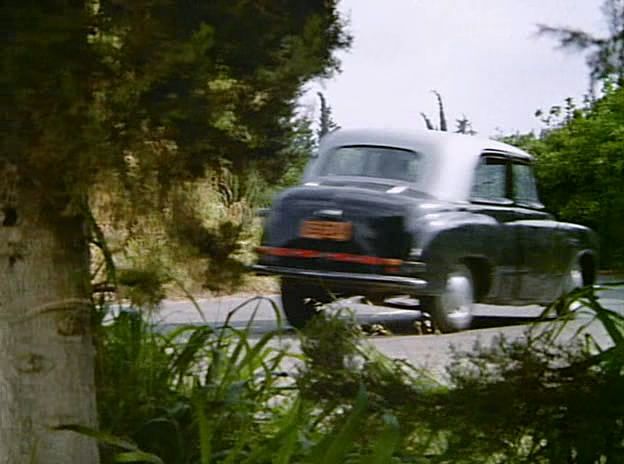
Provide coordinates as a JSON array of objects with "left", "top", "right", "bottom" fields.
[{"left": 304, "top": 0, "right": 607, "bottom": 137}]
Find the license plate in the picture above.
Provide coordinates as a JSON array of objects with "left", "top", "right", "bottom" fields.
[{"left": 299, "top": 220, "right": 352, "bottom": 241}]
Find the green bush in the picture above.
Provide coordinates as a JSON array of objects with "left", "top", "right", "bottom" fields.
[
  {"left": 90, "top": 285, "right": 624, "bottom": 463},
  {"left": 94, "top": 299, "right": 293, "bottom": 463}
]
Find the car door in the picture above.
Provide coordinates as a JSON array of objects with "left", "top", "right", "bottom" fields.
[
  {"left": 508, "top": 160, "right": 562, "bottom": 303},
  {"left": 468, "top": 153, "right": 520, "bottom": 303}
]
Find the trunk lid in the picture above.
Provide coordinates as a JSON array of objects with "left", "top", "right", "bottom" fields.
[{"left": 261, "top": 183, "right": 429, "bottom": 272}]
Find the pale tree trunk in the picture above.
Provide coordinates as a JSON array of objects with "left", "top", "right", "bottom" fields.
[{"left": 0, "top": 188, "right": 99, "bottom": 463}]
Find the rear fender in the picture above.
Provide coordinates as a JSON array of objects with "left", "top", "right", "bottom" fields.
[{"left": 411, "top": 211, "right": 500, "bottom": 293}]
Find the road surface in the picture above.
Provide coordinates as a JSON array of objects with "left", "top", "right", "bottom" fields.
[{"left": 150, "top": 277, "right": 624, "bottom": 379}]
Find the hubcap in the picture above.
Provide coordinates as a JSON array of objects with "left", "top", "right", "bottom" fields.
[
  {"left": 564, "top": 261, "right": 584, "bottom": 312},
  {"left": 569, "top": 264, "right": 583, "bottom": 290},
  {"left": 440, "top": 270, "right": 473, "bottom": 320}
]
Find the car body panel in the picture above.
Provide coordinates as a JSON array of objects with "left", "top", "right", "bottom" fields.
[{"left": 253, "top": 128, "right": 598, "bottom": 307}]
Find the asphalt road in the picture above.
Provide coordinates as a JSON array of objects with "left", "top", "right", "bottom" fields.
[{"left": 153, "top": 277, "right": 624, "bottom": 380}]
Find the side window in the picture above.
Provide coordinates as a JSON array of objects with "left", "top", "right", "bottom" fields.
[
  {"left": 470, "top": 156, "right": 508, "bottom": 202},
  {"left": 512, "top": 162, "right": 540, "bottom": 206}
]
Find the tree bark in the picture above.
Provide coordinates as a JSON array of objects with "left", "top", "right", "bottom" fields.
[{"left": 0, "top": 190, "right": 99, "bottom": 463}]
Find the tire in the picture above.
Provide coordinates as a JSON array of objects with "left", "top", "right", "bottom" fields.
[
  {"left": 421, "top": 264, "right": 474, "bottom": 333},
  {"left": 280, "top": 279, "right": 328, "bottom": 329}
]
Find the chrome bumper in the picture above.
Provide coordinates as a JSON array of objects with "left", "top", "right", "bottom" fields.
[{"left": 251, "top": 264, "right": 428, "bottom": 293}]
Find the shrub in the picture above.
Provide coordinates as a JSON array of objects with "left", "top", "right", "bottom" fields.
[{"left": 89, "top": 284, "right": 624, "bottom": 463}]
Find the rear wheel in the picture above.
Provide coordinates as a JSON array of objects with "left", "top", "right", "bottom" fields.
[
  {"left": 422, "top": 264, "right": 474, "bottom": 333},
  {"left": 280, "top": 279, "right": 329, "bottom": 329}
]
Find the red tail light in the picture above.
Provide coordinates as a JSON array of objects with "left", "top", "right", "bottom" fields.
[{"left": 256, "top": 246, "right": 403, "bottom": 267}]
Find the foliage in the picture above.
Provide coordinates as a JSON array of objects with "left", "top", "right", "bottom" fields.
[
  {"left": 93, "top": 0, "right": 351, "bottom": 186},
  {"left": 428, "top": 285, "right": 624, "bottom": 463},
  {"left": 420, "top": 90, "right": 476, "bottom": 134},
  {"left": 94, "top": 299, "right": 293, "bottom": 463},
  {"left": 503, "top": 83, "right": 624, "bottom": 268},
  {"left": 539, "top": 0, "right": 624, "bottom": 87},
  {"left": 2, "top": 1, "right": 98, "bottom": 213},
  {"left": 89, "top": 281, "right": 624, "bottom": 463},
  {"left": 4, "top": 1, "right": 351, "bottom": 293},
  {"left": 298, "top": 290, "right": 624, "bottom": 463},
  {"left": 522, "top": 0, "right": 624, "bottom": 269},
  {"left": 455, "top": 115, "right": 477, "bottom": 135},
  {"left": 92, "top": 301, "right": 421, "bottom": 463},
  {"left": 420, "top": 90, "right": 447, "bottom": 131},
  {"left": 89, "top": 166, "right": 267, "bottom": 296},
  {"left": 96, "top": 0, "right": 348, "bottom": 290}
]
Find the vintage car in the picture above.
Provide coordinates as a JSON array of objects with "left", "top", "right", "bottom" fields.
[{"left": 252, "top": 128, "right": 598, "bottom": 332}]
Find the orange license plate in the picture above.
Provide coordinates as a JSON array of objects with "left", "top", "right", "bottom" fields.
[{"left": 300, "top": 220, "right": 352, "bottom": 241}]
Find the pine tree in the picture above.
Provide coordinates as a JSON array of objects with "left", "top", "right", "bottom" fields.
[
  {"left": 317, "top": 91, "right": 340, "bottom": 139},
  {"left": 420, "top": 91, "right": 475, "bottom": 134},
  {"left": 455, "top": 115, "right": 477, "bottom": 135}
]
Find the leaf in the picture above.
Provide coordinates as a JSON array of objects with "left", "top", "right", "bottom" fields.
[
  {"left": 194, "top": 395, "right": 213, "bottom": 464},
  {"left": 54, "top": 424, "right": 164, "bottom": 464},
  {"left": 360, "top": 414, "right": 401, "bottom": 464},
  {"left": 114, "top": 451, "right": 165, "bottom": 463},
  {"left": 309, "top": 385, "right": 369, "bottom": 464},
  {"left": 239, "top": 399, "right": 304, "bottom": 464}
]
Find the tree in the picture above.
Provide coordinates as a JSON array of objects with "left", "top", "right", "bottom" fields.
[
  {"left": 541, "top": 86, "right": 624, "bottom": 267},
  {"left": 420, "top": 90, "right": 477, "bottom": 135},
  {"left": 539, "top": 0, "right": 624, "bottom": 87},
  {"left": 420, "top": 90, "right": 476, "bottom": 134},
  {"left": 503, "top": 84, "right": 624, "bottom": 267},
  {"left": 455, "top": 114, "right": 477, "bottom": 135},
  {"left": 420, "top": 90, "right": 449, "bottom": 131},
  {"left": 533, "top": 0, "right": 624, "bottom": 267},
  {"left": 317, "top": 91, "right": 339, "bottom": 139},
  {"left": 1, "top": 1, "right": 350, "bottom": 461},
  {"left": 433, "top": 90, "right": 449, "bottom": 132}
]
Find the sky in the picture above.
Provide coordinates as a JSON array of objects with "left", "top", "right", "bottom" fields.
[{"left": 303, "top": 0, "right": 607, "bottom": 137}]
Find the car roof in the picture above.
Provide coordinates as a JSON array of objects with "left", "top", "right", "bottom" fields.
[
  {"left": 311, "top": 128, "right": 533, "bottom": 202},
  {"left": 319, "top": 128, "right": 533, "bottom": 161}
]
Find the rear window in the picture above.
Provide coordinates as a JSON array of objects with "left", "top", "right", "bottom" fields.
[{"left": 319, "top": 146, "right": 422, "bottom": 183}]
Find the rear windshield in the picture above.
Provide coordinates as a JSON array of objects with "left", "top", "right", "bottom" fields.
[{"left": 318, "top": 146, "right": 422, "bottom": 183}]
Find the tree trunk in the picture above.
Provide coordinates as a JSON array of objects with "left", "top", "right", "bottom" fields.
[{"left": 0, "top": 190, "right": 99, "bottom": 463}]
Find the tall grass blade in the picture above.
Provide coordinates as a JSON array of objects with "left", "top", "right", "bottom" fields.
[
  {"left": 272, "top": 402, "right": 301, "bottom": 464},
  {"left": 309, "top": 385, "right": 369, "bottom": 464},
  {"left": 589, "top": 296, "right": 624, "bottom": 346},
  {"left": 55, "top": 424, "right": 164, "bottom": 464},
  {"left": 239, "top": 398, "right": 303, "bottom": 464},
  {"left": 170, "top": 326, "right": 214, "bottom": 383},
  {"left": 360, "top": 413, "right": 400, "bottom": 464},
  {"left": 168, "top": 274, "right": 208, "bottom": 323},
  {"left": 114, "top": 451, "right": 165, "bottom": 463},
  {"left": 194, "top": 394, "right": 213, "bottom": 464}
]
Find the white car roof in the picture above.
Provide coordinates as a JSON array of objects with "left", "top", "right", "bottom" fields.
[
  {"left": 309, "top": 128, "right": 533, "bottom": 202},
  {"left": 319, "top": 128, "right": 532, "bottom": 160}
]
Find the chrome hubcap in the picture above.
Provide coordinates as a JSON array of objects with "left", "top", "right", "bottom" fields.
[
  {"left": 570, "top": 266, "right": 583, "bottom": 290},
  {"left": 440, "top": 271, "right": 473, "bottom": 320},
  {"left": 563, "top": 261, "right": 584, "bottom": 312},
  {"left": 564, "top": 261, "right": 584, "bottom": 293}
]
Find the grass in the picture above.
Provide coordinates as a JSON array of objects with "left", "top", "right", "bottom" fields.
[{"left": 82, "top": 282, "right": 624, "bottom": 463}]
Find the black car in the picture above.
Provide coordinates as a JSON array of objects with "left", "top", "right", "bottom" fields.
[{"left": 253, "top": 129, "right": 597, "bottom": 332}]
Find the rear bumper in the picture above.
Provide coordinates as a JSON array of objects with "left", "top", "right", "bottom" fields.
[{"left": 251, "top": 264, "right": 429, "bottom": 294}]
